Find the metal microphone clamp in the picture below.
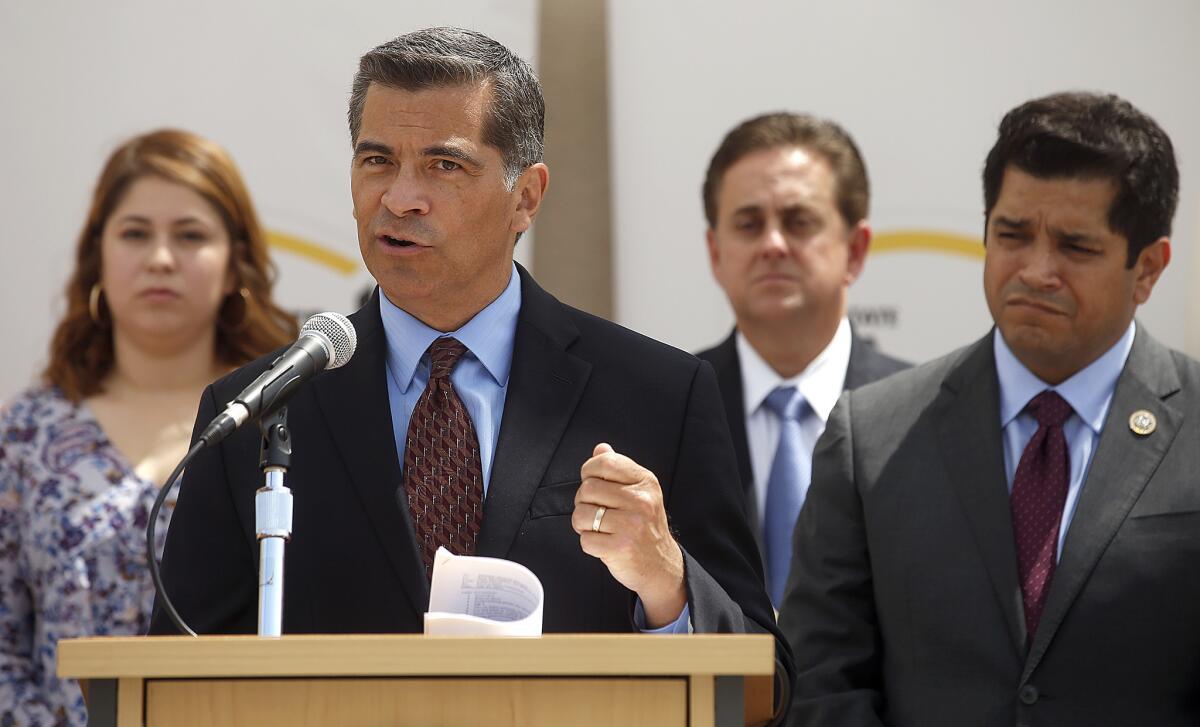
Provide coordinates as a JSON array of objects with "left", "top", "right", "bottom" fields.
[{"left": 256, "top": 407, "right": 293, "bottom": 637}]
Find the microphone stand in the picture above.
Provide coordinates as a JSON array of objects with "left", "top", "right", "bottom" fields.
[{"left": 256, "top": 407, "right": 293, "bottom": 637}]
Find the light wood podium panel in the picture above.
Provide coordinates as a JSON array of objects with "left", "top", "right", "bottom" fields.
[{"left": 58, "top": 634, "right": 775, "bottom": 727}]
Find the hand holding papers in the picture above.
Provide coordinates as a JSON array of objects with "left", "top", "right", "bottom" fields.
[{"left": 423, "top": 548, "right": 545, "bottom": 636}]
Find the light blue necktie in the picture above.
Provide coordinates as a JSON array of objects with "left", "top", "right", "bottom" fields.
[{"left": 763, "top": 386, "right": 811, "bottom": 606}]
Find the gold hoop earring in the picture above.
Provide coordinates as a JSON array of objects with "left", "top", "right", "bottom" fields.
[
  {"left": 221, "top": 286, "right": 252, "bottom": 333},
  {"left": 88, "top": 284, "right": 106, "bottom": 325}
]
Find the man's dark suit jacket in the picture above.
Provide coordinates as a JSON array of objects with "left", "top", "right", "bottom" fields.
[
  {"left": 696, "top": 330, "right": 908, "bottom": 548},
  {"left": 779, "top": 328, "right": 1200, "bottom": 726},
  {"left": 150, "top": 267, "right": 793, "bottom": 687}
]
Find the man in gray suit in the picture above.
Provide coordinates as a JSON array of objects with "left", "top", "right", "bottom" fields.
[
  {"left": 696, "top": 113, "right": 908, "bottom": 607},
  {"left": 779, "top": 91, "right": 1193, "bottom": 726}
]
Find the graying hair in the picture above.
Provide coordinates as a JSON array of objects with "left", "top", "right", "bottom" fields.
[{"left": 348, "top": 27, "right": 545, "bottom": 190}]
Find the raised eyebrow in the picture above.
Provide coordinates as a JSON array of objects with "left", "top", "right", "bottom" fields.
[
  {"left": 115, "top": 214, "right": 152, "bottom": 225},
  {"left": 731, "top": 204, "right": 765, "bottom": 219},
  {"left": 424, "top": 144, "right": 482, "bottom": 167},
  {"left": 171, "top": 216, "right": 211, "bottom": 228},
  {"left": 993, "top": 216, "right": 1030, "bottom": 229},
  {"left": 780, "top": 203, "right": 817, "bottom": 217},
  {"left": 353, "top": 140, "right": 392, "bottom": 158}
]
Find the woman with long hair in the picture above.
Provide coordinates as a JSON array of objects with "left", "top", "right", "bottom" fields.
[{"left": 0, "top": 129, "right": 297, "bottom": 724}]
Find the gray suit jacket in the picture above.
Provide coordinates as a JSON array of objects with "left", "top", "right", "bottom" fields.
[
  {"left": 696, "top": 329, "right": 909, "bottom": 550},
  {"left": 779, "top": 328, "right": 1200, "bottom": 726}
]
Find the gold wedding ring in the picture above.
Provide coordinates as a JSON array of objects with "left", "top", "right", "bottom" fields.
[{"left": 591, "top": 506, "right": 607, "bottom": 533}]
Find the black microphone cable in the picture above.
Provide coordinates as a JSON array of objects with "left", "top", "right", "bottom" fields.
[
  {"left": 143, "top": 311, "right": 356, "bottom": 637},
  {"left": 146, "top": 440, "right": 204, "bottom": 637}
]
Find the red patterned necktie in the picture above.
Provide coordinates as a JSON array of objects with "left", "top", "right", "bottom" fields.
[
  {"left": 1010, "top": 389, "right": 1073, "bottom": 643},
  {"left": 403, "top": 337, "right": 485, "bottom": 580}
]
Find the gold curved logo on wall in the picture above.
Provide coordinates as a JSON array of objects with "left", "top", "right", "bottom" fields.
[
  {"left": 872, "top": 230, "right": 984, "bottom": 260},
  {"left": 266, "top": 230, "right": 360, "bottom": 275},
  {"left": 267, "top": 227, "right": 985, "bottom": 272}
]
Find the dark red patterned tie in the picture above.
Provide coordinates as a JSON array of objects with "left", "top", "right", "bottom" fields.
[
  {"left": 403, "top": 337, "right": 484, "bottom": 579},
  {"left": 1010, "top": 390, "right": 1073, "bottom": 643}
]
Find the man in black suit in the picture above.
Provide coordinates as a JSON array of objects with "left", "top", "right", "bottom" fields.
[
  {"left": 779, "top": 91, "right": 1194, "bottom": 726},
  {"left": 151, "top": 26, "right": 791, "bottom": 692},
  {"left": 696, "top": 113, "right": 907, "bottom": 605}
]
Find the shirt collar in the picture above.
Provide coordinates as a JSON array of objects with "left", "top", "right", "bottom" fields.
[
  {"left": 994, "top": 321, "right": 1136, "bottom": 433},
  {"left": 379, "top": 263, "right": 521, "bottom": 394},
  {"left": 737, "top": 317, "right": 852, "bottom": 423}
]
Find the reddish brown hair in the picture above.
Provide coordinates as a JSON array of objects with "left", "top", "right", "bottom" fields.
[{"left": 44, "top": 129, "right": 299, "bottom": 401}]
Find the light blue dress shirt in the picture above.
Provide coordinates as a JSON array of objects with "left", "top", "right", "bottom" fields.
[
  {"left": 379, "top": 264, "right": 689, "bottom": 633},
  {"left": 993, "top": 322, "right": 1136, "bottom": 558},
  {"left": 380, "top": 265, "right": 521, "bottom": 492}
]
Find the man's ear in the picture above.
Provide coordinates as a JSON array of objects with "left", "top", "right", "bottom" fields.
[
  {"left": 706, "top": 228, "right": 721, "bottom": 273},
  {"left": 1132, "top": 237, "right": 1170, "bottom": 305},
  {"left": 510, "top": 162, "right": 550, "bottom": 235},
  {"left": 845, "top": 220, "right": 871, "bottom": 285}
]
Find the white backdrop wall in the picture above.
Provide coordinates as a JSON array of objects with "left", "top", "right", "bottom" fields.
[
  {"left": 608, "top": 0, "right": 1200, "bottom": 364},
  {"left": 0, "top": 1, "right": 536, "bottom": 400},
  {"left": 3, "top": 2, "right": 1198, "bottom": 398}
]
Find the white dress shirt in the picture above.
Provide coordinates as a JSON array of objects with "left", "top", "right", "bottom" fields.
[{"left": 738, "top": 317, "right": 852, "bottom": 522}]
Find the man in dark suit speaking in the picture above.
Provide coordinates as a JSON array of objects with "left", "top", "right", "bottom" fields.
[
  {"left": 779, "top": 91, "right": 1194, "bottom": 726},
  {"left": 696, "top": 113, "right": 907, "bottom": 606},
  {"left": 151, "top": 26, "right": 790, "bottom": 687}
]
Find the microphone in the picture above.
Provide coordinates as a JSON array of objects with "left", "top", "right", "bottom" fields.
[{"left": 198, "top": 312, "right": 357, "bottom": 447}]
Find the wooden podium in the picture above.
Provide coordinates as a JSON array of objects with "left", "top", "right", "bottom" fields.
[{"left": 58, "top": 634, "right": 775, "bottom": 726}]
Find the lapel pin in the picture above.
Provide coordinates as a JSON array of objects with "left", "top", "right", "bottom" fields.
[{"left": 1129, "top": 410, "right": 1156, "bottom": 436}]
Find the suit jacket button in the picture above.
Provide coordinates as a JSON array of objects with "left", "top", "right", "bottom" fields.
[{"left": 1019, "top": 684, "right": 1039, "bottom": 705}]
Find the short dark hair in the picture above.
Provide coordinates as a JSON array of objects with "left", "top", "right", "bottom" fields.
[
  {"left": 702, "top": 112, "right": 869, "bottom": 229},
  {"left": 983, "top": 91, "right": 1179, "bottom": 267},
  {"left": 348, "top": 27, "right": 544, "bottom": 187}
]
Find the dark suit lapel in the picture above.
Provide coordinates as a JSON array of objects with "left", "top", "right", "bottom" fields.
[
  {"left": 845, "top": 329, "right": 908, "bottom": 390},
  {"left": 844, "top": 333, "right": 875, "bottom": 390},
  {"left": 311, "top": 291, "right": 430, "bottom": 615},
  {"left": 707, "top": 331, "right": 758, "bottom": 542},
  {"left": 937, "top": 334, "right": 1027, "bottom": 655},
  {"left": 1022, "top": 330, "right": 1183, "bottom": 680},
  {"left": 477, "top": 267, "right": 591, "bottom": 557}
]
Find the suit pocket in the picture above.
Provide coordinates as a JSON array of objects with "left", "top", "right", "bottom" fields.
[
  {"left": 1119, "top": 509, "right": 1200, "bottom": 542},
  {"left": 528, "top": 480, "right": 581, "bottom": 519}
]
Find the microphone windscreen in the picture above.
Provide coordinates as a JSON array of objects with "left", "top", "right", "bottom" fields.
[{"left": 300, "top": 312, "right": 357, "bottom": 370}]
